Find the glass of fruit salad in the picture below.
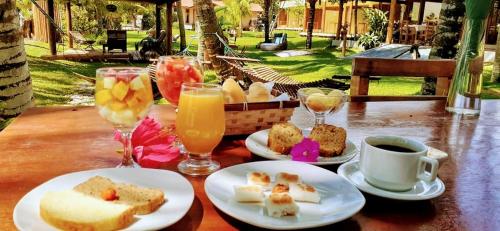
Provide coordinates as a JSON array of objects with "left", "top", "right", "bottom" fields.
[
  {"left": 95, "top": 67, "right": 154, "bottom": 168},
  {"left": 156, "top": 56, "right": 203, "bottom": 106},
  {"left": 297, "top": 88, "right": 347, "bottom": 125}
]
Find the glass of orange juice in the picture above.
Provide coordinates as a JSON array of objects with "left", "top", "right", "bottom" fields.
[{"left": 176, "top": 83, "right": 225, "bottom": 175}]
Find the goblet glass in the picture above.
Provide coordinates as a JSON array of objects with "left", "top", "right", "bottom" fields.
[
  {"left": 176, "top": 83, "right": 225, "bottom": 175},
  {"left": 297, "top": 88, "right": 347, "bottom": 125},
  {"left": 95, "top": 67, "right": 153, "bottom": 168}
]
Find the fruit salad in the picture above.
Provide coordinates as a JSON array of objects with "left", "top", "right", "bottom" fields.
[
  {"left": 156, "top": 56, "right": 203, "bottom": 106},
  {"left": 298, "top": 88, "right": 346, "bottom": 113},
  {"left": 95, "top": 68, "right": 153, "bottom": 128}
]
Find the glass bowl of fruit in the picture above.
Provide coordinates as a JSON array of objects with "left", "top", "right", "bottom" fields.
[{"left": 297, "top": 88, "right": 347, "bottom": 125}]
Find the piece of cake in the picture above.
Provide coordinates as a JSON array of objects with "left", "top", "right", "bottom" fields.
[
  {"left": 275, "top": 172, "right": 300, "bottom": 185},
  {"left": 267, "top": 123, "right": 303, "bottom": 154},
  {"left": 74, "top": 176, "right": 165, "bottom": 215},
  {"left": 265, "top": 193, "right": 299, "bottom": 218},
  {"left": 289, "top": 183, "right": 320, "bottom": 203},
  {"left": 246, "top": 172, "right": 271, "bottom": 188},
  {"left": 272, "top": 183, "right": 289, "bottom": 193},
  {"left": 40, "top": 190, "right": 134, "bottom": 231},
  {"left": 309, "top": 124, "right": 347, "bottom": 157},
  {"left": 234, "top": 185, "right": 265, "bottom": 202}
]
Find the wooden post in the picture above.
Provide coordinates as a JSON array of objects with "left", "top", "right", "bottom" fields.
[
  {"left": 155, "top": 4, "right": 161, "bottom": 39},
  {"left": 350, "top": 75, "right": 369, "bottom": 96},
  {"left": 166, "top": 1, "right": 173, "bottom": 55},
  {"left": 386, "top": 0, "right": 397, "bottom": 44},
  {"left": 418, "top": 0, "right": 425, "bottom": 24},
  {"left": 47, "top": 0, "right": 56, "bottom": 55},
  {"left": 403, "top": 0, "right": 413, "bottom": 22},
  {"left": 321, "top": 1, "right": 326, "bottom": 33},
  {"left": 436, "top": 77, "right": 451, "bottom": 96},
  {"left": 65, "top": 1, "right": 73, "bottom": 48},
  {"left": 336, "top": 0, "right": 344, "bottom": 39}
]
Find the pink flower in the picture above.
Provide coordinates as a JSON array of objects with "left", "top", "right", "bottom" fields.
[
  {"left": 114, "top": 116, "right": 180, "bottom": 168},
  {"left": 290, "top": 138, "right": 320, "bottom": 162}
]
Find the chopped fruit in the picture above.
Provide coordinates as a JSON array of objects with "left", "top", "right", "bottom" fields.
[
  {"left": 129, "top": 76, "right": 145, "bottom": 90},
  {"left": 116, "top": 71, "right": 136, "bottom": 82},
  {"left": 95, "top": 90, "right": 112, "bottom": 105},
  {"left": 134, "top": 89, "right": 152, "bottom": 102},
  {"left": 110, "top": 101, "right": 127, "bottom": 111},
  {"left": 111, "top": 81, "right": 130, "bottom": 101},
  {"left": 306, "top": 93, "right": 335, "bottom": 112},
  {"left": 103, "top": 77, "right": 116, "bottom": 89},
  {"left": 98, "top": 106, "right": 112, "bottom": 119},
  {"left": 101, "top": 188, "right": 119, "bottom": 201},
  {"left": 126, "top": 96, "right": 141, "bottom": 109}
]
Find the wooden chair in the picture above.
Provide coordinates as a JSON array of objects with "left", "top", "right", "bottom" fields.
[
  {"left": 399, "top": 26, "right": 416, "bottom": 45},
  {"left": 103, "top": 30, "right": 127, "bottom": 53},
  {"left": 350, "top": 57, "right": 456, "bottom": 101},
  {"left": 69, "top": 31, "right": 95, "bottom": 51}
]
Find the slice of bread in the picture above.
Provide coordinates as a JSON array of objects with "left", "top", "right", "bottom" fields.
[
  {"left": 74, "top": 176, "right": 165, "bottom": 215},
  {"left": 40, "top": 190, "right": 134, "bottom": 231},
  {"left": 309, "top": 124, "right": 346, "bottom": 157},
  {"left": 267, "top": 123, "right": 303, "bottom": 154}
]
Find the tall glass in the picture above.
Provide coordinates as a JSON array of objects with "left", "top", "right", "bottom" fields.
[
  {"left": 96, "top": 67, "right": 153, "bottom": 168},
  {"left": 156, "top": 56, "right": 203, "bottom": 106},
  {"left": 176, "top": 83, "right": 225, "bottom": 175}
]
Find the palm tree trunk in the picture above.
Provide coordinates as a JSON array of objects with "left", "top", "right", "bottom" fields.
[
  {"left": 306, "top": 0, "right": 317, "bottom": 49},
  {"left": 421, "top": 0, "right": 466, "bottom": 95},
  {"left": 176, "top": 2, "right": 187, "bottom": 52},
  {"left": 336, "top": 0, "right": 344, "bottom": 39},
  {"left": 492, "top": 24, "right": 500, "bottom": 83},
  {"left": 194, "top": 0, "right": 228, "bottom": 72},
  {"left": 354, "top": 0, "right": 358, "bottom": 38},
  {"left": 0, "top": 0, "right": 33, "bottom": 125},
  {"left": 264, "top": 0, "right": 271, "bottom": 42}
]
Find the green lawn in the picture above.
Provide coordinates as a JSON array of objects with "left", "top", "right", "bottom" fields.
[{"left": 23, "top": 28, "right": 500, "bottom": 106}]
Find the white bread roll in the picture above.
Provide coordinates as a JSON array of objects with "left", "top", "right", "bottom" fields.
[{"left": 222, "top": 78, "right": 246, "bottom": 104}]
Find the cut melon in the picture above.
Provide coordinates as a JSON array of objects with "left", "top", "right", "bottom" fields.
[
  {"left": 95, "top": 90, "right": 113, "bottom": 106},
  {"left": 111, "top": 81, "right": 130, "bottom": 101},
  {"left": 129, "top": 76, "right": 145, "bottom": 90}
]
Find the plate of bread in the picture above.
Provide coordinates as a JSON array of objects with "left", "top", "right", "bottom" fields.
[
  {"left": 13, "top": 168, "right": 194, "bottom": 231},
  {"left": 245, "top": 123, "right": 358, "bottom": 165},
  {"left": 204, "top": 161, "right": 365, "bottom": 229}
]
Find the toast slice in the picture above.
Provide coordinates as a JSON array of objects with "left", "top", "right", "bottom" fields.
[
  {"left": 309, "top": 124, "right": 346, "bottom": 157},
  {"left": 40, "top": 190, "right": 134, "bottom": 231},
  {"left": 267, "top": 123, "right": 303, "bottom": 154},
  {"left": 74, "top": 176, "right": 165, "bottom": 215}
]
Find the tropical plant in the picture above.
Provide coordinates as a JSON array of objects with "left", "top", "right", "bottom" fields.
[
  {"left": 176, "top": 2, "right": 187, "bottom": 51},
  {"left": 357, "top": 33, "right": 380, "bottom": 50},
  {"left": 493, "top": 24, "right": 500, "bottom": 83},
  {"left": 363, "top": 8, "right": 388, "bottom": 41}
]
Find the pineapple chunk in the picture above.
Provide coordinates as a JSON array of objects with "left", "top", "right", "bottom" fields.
[
  {"left": 129, "top": 76, "right": 145, "bottom": 90},
  {"left": 134, "top": 89, "right": 152, "bottom": 102},
  {"left": 110, "top": 101, "right": 127, "bottom": 111},
  {"left": 126, "top": 96, "right": 141, "bottom": 109},
  {"left": 111, "top": 81, "right": 130, "bottom": 101},
  {"left": 95, "top": 90, "right": 113, "bottom": 106},
  {"left": 103, "top": 77, "right": 116, "bottom": 89}
]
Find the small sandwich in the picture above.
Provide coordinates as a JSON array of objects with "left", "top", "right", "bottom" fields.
[
  {"left": 309, "top": 124, "right": 347, "bottom": 157},
  {"left": 275, "top": 172, "right": 300, "bottom": 185},
  {"left": 289, "top": 183, "right": 320, "bottom": 203},
  {"left": 265, "top": 193, "right": 299, "bottom": 218},
  {"left": 234, "top": 185, "right": 265, "bottom": 202},
  {"left": 267, "top": 123, "right": 303, "bottom": 154},
  {"left": 272, "top": 183, "right": 290, "bottom": 193},
  {"left": 247, "top": 171, "right": 271, "bottom": 188}
]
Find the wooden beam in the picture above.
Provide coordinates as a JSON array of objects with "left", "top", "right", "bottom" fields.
[
  {"left": 418, "top": 0, "right": 425, "bottom": 24},
  {"left": 386, "top": 0, "right": 397, "bottom": 43},
  {"left": 166, "top": 2, "right": 173, "bottom": 55},
  {"left": 155, "top": 4, "right": 161, "bottom": 39},
  {"left": 352, "top": 58, "right": 456, "bottom": 77},
  {"left": 65, "top": 1, "right": 73, "bottom": 48},
  {"left": 350, "top": 75, "right": 369, "bottom": 96},
  {"left": 47, "top": 0, "right": 57, "bottom": 55},
  {"left": 350, "top": 95, "right": 446, "bottom": 102}
]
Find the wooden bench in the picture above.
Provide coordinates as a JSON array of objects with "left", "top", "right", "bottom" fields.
[
  {"left": 350, "top": 57, "right": 456, "bottom": 101},
  {"left": 103, "top": 30, "right": 127, "bottom": 53}
]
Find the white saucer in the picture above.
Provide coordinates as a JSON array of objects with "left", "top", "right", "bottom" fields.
[{"left": 337, "top": 161, "right": 445, "bottom": 201}]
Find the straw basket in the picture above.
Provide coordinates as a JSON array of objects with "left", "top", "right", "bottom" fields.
[{"left": 224, "top": 100, "right": 300, "bottom": 136}]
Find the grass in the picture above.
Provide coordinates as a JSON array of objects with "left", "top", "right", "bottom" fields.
[{"left": 22, "top": 27, "right": 500, "bottom": 106}]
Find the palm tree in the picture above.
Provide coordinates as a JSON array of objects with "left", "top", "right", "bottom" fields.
[
  {"left": 493, "top": 24, "right": 500, "bottom": 83},
  {"left": 422, "top": 0, "right": 466, "bottom": 95},
  {"left": 222, "top": 0, "right": 251, "bottom": 37},
  {"left": 305, "top": 0, "right": 318, "bottom": 49},
  {"left": 336, "top": 0, "right": 345, "bottom": 39},
  {"left": 0, "top": 0, "right": 33, "bottom": 127},
  {"left": 354, "top": 0, "right": 358, "bottom": 38},
  {"left": 176, "top": 2, "right": 187, "bottom": 51},
  {"left": 264, "top": 0, "right": 272, "bottom": 42}
]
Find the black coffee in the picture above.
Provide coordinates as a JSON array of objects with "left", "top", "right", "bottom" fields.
[{"left": 374, "top": 144, "right": 416, "bottom": 153}]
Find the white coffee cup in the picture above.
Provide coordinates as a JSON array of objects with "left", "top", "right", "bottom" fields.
[{"left": 360, "top": 136, "right": 439, "bottom": 191}]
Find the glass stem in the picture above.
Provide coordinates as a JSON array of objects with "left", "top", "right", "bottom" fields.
[
  {"left": 315, "top": 114, "right": 325, "bottom": 125},
  {"left": 121, "top": 132, "right": 134, "bottom": 167}
]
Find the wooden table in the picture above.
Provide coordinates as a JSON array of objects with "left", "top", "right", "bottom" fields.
[{"left": 1, "top": 100, "right": 499, "bottom": 231}]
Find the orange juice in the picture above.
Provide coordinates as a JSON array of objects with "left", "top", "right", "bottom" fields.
[{"left": 176, "top": 88, "right": 225, "bottom": 154}]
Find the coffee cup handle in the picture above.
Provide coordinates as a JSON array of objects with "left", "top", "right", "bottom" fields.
[{"left": 416, "top": 156, "right": 439, "bottom": 182}]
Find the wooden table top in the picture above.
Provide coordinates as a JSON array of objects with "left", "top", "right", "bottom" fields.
[{"left": 1, "top": 100, "right": 499, "bottom": 231}]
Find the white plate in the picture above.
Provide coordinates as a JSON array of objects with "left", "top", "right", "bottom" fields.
[
  {"left": 13, "top": 168, "right": 194, "bottom": 231},
  {"left": 204, "top": 161, "right": 365, "bottom": 230},
  {"left": 245, "top": 129, "right": 358, "bottom": 165},
  {"left": 338, "top": 161, "right": 445, "bottom": 201}
]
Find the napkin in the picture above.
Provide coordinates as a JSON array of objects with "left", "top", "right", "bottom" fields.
[
  {"left": 114, "top": 116, "right": 180, "bottom": 168},
  {"left": 264, "top": 82, "right": 291, "bottom": 102}
]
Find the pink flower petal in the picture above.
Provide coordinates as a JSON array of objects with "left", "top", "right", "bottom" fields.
[{"left": 291, "top": 138, "right": 320, "bottom": 162}]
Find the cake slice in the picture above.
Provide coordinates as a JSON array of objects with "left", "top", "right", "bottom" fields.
[
  {"left": 247, "top": 171, "right": 271, "bottom": 188},
  {"left": 309, "top": 124, "right": 347, "bottom": 157},
  {"left": 74, "top": 176, "right": 165, "bottom": 215},
  {"left": 234, "top": 185, "right": 264, "bottom": 202},
  {"left": 275, "top": 172, "right": 300, "bottom": 185},
  {"left": 272, "top": 183, "right": 290, "bottom": 193},
  {"left": 40, "top": 190, "right": 134, "bottom": 231},
  {"left": 267, "top": 123, "right": 303, "bottom": 154},
  {"left": 289, "top": 183, "right": 320, "bottom": 203},
  {"left": 265, "top": 193, "right": 299, "bottom": 218}
]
